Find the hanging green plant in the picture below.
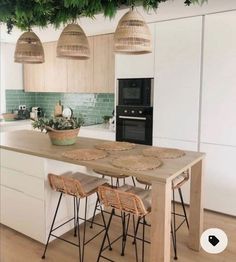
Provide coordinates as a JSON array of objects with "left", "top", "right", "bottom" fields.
[{"left": 0, "top": 0, "right": 207, "bottom": 33}]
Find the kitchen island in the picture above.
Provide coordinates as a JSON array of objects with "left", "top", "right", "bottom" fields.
[{"left": 0, "top": 130, "right": 205, "bottom": 262}]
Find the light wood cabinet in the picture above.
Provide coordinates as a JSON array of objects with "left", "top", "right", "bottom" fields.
[
  {"left": 24, "top": 63, "right": 44, "bottom": 92},
  {"left": 67, "top": 37, "right": 94, "bottom": 93},
  {"left": 44, "top": 42, "right": 67, "bottom": 92},
  {"left": 24, "top": 34, "right": 115, "bottom": 93},
  {"left": 93, "top": 34, "right": 115, "bottom": 93}
]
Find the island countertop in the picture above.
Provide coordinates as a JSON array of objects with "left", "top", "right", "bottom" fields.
[{"left": 0, "top": 130, "right": 204, "bottom": 183}]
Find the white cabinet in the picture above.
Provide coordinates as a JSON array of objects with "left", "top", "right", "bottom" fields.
[
  {"left": 0, "top": 149, "right": 97, "bottom": 243},
  {"left": 1, "top": 149, "right": 45, "bottom": 178},
  {"left": 153, "top": 17, "right": 202, "bottom": 142},
  {"left": 0, "top": 185, "right": 45, "bottom": 242},
  {"left": 200, "top": 143, "right": 236, "bottom": 216},
  {"left": 115, "top": 24, "right": 155, "bottom": 78},
  {"left": 201, "top": 11, "right": 236, "bottom": 146}
]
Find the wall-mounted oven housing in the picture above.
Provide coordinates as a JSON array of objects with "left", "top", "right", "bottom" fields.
[{"left": 118, "top": 78, "right": 153, "bottom": 107}]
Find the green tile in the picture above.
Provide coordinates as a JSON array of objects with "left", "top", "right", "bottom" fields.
[{"left": 5, "top": 90, "right": 114, "bottom": 125}]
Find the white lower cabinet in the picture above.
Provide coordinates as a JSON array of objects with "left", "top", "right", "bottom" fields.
[
  {"left": 0, "top": 149, "right": 97, "bottom": 243},
  {"left": 200, "top": 143, "right": 236, "bottom": 216},
  {"left": 0, "top": 185, "right": 45, "bottom": 242}
]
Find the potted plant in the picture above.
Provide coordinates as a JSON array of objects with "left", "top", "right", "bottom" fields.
[
  {"left": 102, "top": 115, "right": 112, "bottom": 128},
  {"left": 32, "top": 116, "right": 84, "bottom": 146}
]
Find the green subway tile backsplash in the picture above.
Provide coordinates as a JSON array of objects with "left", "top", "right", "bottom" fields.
[{"left": 5, "top": 90, "right": 114, "bottom": 125}]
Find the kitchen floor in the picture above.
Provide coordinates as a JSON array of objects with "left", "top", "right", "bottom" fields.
[{"left": 0, "top": 206, "right": 235, "bottom": 262}]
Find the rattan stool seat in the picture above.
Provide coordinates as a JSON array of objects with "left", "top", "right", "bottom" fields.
[
  {"left": 118, "top": 184, "right": 151, "bottom": 212},
  {"left": 48, "top": 172, "right": 107, "bottom": 198},
  {"left": 93, "top": 169, "right": 129, "bottom": 179},
  {"left": 136, "top": 171, "right": 189, "bottom": 189}
]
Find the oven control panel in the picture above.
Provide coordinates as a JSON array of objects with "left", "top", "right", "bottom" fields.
[{"left": 117, "top": 106, "right": 153, "bottom": 117}]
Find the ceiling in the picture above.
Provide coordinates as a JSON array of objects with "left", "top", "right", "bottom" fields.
[{"left": 1, "top": 0, "right": 235, "bottom": 43}]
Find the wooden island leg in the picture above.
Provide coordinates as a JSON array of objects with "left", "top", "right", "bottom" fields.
[
  {"left": 150, "top": 180, "right": 172, "bottom": 262},
  {"left": 188, "top": 160, "right": 204, "bottom": 251}
]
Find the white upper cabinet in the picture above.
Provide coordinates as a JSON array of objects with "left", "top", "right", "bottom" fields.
[
  {"left": 201, "top": 11, "right": 236, "bottom": 146},
  {"left": 115, "top": 23, "right": 155, "bottom": 78},
  {"left": 153, "top": 17, "right": 202, "bottom": 142}
]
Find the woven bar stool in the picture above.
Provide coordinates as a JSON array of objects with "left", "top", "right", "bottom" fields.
[
  {"left": 90, "top": 169, "right": 136, "bottom": 229},
  {"left": 93, "top": 169, "right": 136, "bottom": 188},
  {"left": 41, "top": 172, "right": 109, "bottom": 262},
  {"left": 136, "top": 171, "right": 190, "bottom": 260},
  {"left": 97, "top": 184, "right": 151, "bottom": 262}
]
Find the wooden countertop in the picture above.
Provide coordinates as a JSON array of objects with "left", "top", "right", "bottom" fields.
[{"left": 0, "top": 130, "right": 205, "bottom": 182}]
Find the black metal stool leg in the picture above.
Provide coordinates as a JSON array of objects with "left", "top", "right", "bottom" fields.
[
  {"left": 77, "top": 198, "right": 82, "bottom": 262},
  {"left": 116, "top": 178, "right": 120, "bottom": 188},
  {"left": 132, "top": 217, "right": 141, "bottom": 244},
  {"left": 171, "top": 222, "right": 177, "bottom": 260},
  {"left": 121, "top": 213, "right": 130, "bottom": 256},
  {"left": 121, "top": 212, "right": 126, "bottom": 256},
  {"left": 178, "top": 188, "right": 189, "bottom": 229},
  {"left": 81, "top": 197, "right": 88, "bottom": 262},
  {"left": 97, "top": 193, "right": 112, "bottom": 251},
  {"left": 133, "top": 216, "right": 139, "bottom": 262},
  {"left": 131, "top": 176, "right": 136, "bottom": 186},
  {"left": 42, "top": 192, "right": 63, "bottom": 259},
  {"left": 172, "top": 189, "right": 178, "bottom": 260},
  {"left": 97, "top": 208, "right": 115, "bottom": 262},
  {"left": 141, "top": 217, "right": 146, "bottom": 262},
  {"left": 90, "top": 196, "right": 99, "bottom": 229},
  {"left": 74, "top": 196, "right": 77, "bottom": 237}
]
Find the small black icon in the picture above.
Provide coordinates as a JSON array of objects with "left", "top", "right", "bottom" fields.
[{"left": 208, "top": 235, "right": 220, "bottom": 246}]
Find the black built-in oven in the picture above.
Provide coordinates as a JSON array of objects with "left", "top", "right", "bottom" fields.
[
  {"left": 116, "top": 106, "right": 153, "bottom": 145},
  {"left": 118, "top": 78, "right": 153, "bottom": 106}
]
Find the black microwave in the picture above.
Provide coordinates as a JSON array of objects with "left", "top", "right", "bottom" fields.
[{"left": 118, "top": 78, "right": 153, "bottom": 106}]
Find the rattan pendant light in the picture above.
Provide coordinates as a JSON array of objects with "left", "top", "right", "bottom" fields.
[
  {"left": 57, "top": 23, "right": 90, "bottom": 59},
  {"left": 14, "top": 31, "right": 44, "bottom": 63},
  {"left": 114, "top": 8, "right": 152, "bottom": 55}
]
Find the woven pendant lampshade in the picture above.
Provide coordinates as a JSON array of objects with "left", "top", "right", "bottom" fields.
[
  {"left": 14, "top": 31, "right": 44, "bottom": 63},
  {"left": 57, "top": 23, "right": 90, "bottom": 59},
  {"left": 114, "top": 9, "right": 152, "bottom": 55}
]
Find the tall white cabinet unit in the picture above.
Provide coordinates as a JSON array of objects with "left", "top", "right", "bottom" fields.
[
  {"left": 153, "top": 16, "right": 202, "bottom": 150},
  {"left": 200, "top": 11, "right": 236, "bottom": 216},
  {"left": 115, "top": 24, "right": 155, "bottom": 78}
]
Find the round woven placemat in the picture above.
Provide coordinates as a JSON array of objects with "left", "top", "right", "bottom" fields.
[
  {"left": 112, "top": 155, "right": 162, "bottom": 171},
  {"left": 142, "top": 147, "right": 185, "bottom": 159},
  {"left": 95, "top": 141, "right": 135, "bottom": 151},
  {"left": 62, "top": 149, "right": 108, "bottom": 161}
]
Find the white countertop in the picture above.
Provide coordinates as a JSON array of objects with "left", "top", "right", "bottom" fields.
[
  {"left": 0, "top": 121, "right": 115, "bottom": 141},
  {"left": 0, "top": 119, "right": 32, "bottom": 127}
]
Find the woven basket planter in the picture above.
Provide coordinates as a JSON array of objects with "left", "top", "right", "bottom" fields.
[
  {"left": 114, "top": 9, "right": 152, "bottom": 55},
  {"left": 57, "top": 23, "right": 90, "bottom": 59},
  {"left": 14, "top": 31, "right": 44, "bottom": 63},
  {"left": 47, "top": 127, "right": 79, "bottom": 146}
]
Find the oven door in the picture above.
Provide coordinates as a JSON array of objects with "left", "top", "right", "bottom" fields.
[
  {"left": 116, "top": 115, "right": 153, "bottom": 145},
  {"left": 118, "top": 79, "right": 151, "bottom": 106}
]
